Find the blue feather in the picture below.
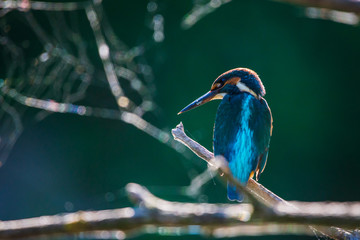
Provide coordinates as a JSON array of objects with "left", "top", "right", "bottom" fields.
[
  {"left": 229, "top": 95, "right": 257, "bottom": 183},
  {"left": 227, "top": 183, "right": 243, "bottom": 202},
  {"left": 179, "top": 68, "right": 272, "bottom": 201},
  {"left": 213, "top": 92, "right": 272, "bottom": 201}
]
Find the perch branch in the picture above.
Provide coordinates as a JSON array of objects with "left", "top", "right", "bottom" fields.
[
  {"left": 171, "top": 122, "right": 360, "bottom": 239},
  {"left": 171, "top": 122, "right": 284, "bottom": 206}
]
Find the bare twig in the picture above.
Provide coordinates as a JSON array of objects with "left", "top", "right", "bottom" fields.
[
  {"left": 0, "top": 122, "right": 359, "bottom": 239},
  {"left": 0, "top": 0, "right": 90, "bottom": 11},
  {"left": 171, "top": 122, "right": 284, "bottom": 206},
  {"left": 126, "top": 183, "right": 254, "bottom": 223},
  {"left": 171, "top": 122, "right": 360, "bottom": 239},
  {"left": 0, "top": 182, "right": 359, "bottom": 239},
  {"left": 0, "top": 183, "right": 249, "bottom": 239},
  {"left": 274, "top": 201, "right": 360, "bottom": 228},
  {"left": 273, "top": 0, "right": 360, "bottom": 13}
]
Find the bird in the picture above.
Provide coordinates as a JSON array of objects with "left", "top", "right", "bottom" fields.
[{"left": 178, "top": 68, "right": 273, "bottom": 201}]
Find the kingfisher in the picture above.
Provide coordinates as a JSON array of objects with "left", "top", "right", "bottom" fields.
[{"left": 178, "top": 68, "right": 273, "bottom": 201}]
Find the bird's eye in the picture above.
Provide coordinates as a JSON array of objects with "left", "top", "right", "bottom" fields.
[
  {"left": 211, "top": 81, "right": 224, "bottom": 91},
  {"left": 215, "top": 82, "right": 223, "bottom": 88}
]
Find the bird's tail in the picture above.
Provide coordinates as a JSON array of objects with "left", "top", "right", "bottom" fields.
[{"left": 227, "top": 182, "right": 243, "bottom": 202}]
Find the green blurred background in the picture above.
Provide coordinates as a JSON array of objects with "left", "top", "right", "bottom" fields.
[{"left": 1, "top": 0, "right": 360, "bottom": 239}]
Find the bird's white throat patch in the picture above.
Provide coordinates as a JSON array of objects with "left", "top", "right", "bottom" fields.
[
  {"left": 213, "top": 93, "right": 226, "bottom": 100},
  {"left": 236, "top": 82, "right": 258, "bottom": 99}
]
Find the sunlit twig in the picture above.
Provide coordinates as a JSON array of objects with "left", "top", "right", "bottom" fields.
[
  {"left": 171, "top": 122, "right": 360, "bottom": 239},
  {"left": 0, "top": 182, "right": 359, "bottom": 239},
  {"left": 273, "top": 0, "right": 360, "bottom": 13},
  {"left": 171, "top": 122, "right": 283, "bottom": 206}
]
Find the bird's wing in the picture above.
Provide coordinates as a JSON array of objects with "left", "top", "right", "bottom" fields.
[
  {"left": 252, "top": 98, "right": 273, "bottom": 180},
  {"left": 255, "top": 148, "right": 268, "bottom": 181},
  {"left": 214, "top": 94, "right": 272, "bottom": 183}
]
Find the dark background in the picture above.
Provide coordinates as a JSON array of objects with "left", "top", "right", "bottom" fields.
[{"left": 1, "top": 1, "right": 360, "bottom": 239}]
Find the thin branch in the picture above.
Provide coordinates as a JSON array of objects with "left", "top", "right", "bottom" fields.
[
  {"left": 126, "top": 183, "right": 254, "bottom": 223},
  {"left": 272, "top": 0, "right": 360, "bottom": 13},
  {"left": 0, "top": 122, "right": 359, "bottom": 239},
  {"left": 0, "top": 0, "right": 90, "bottom": 11},
  {"left": 134, "top": 180, "right": 360, "bottom": 233},
  {"left": 171, "top": 122, "right": 360, "bottom": 239},
  {"left": 0, "top": 183, "right": 359, "bottom": 239},
  {"left": 274, "top": 201, "right": 360, "bottom": 228},
  {"left": 171, "top": 122, "right": 284, "bottom": 206},
  {"left": 130, "top": 183, "right": 360, "bottom": 229},
  {"left": 0, "top": 184, "right": 256, "bottom": 239}
]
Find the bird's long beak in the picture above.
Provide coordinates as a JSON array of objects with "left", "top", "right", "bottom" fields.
[{"left": 178, "top": 90, "right": 220, "bottom": 115}]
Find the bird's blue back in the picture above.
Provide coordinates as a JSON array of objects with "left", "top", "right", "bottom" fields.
[{"left": 213, "top": 93, "right": 272, "bottom": 201}]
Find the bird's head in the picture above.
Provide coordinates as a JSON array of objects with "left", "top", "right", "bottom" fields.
[{"left": 178, "top": 68, "right": 265, "bottom": 114}]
